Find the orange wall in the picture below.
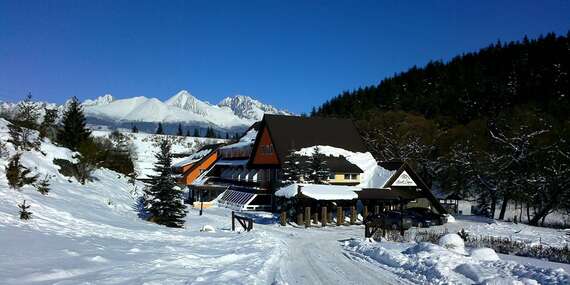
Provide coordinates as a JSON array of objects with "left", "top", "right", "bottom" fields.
[
  {"left": 180, "top": 152, "right": 219, "bottom": 185},
  {"left": 252, "top": 126, "right": 280, "bottom": 165}
]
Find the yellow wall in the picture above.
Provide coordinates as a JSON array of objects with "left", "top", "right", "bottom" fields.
[{"left": 329, "top": 173, "right": 360, "bottom": 184}]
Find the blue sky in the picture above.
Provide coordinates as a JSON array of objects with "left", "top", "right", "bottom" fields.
[{"left": 0, "top": 1, "right": 568, "bottom": 113}]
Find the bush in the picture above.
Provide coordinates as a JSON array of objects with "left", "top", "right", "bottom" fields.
[
  {"left": 18, "top": 200, "right": 32, "bottom": 220},
  {"left": 53, "top": 158, "right": 93, "bottom": 184}
]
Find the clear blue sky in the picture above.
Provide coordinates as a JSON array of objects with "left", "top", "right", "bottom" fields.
[{"left": 0, "top": 1, "right": 568, "bottom": 113}]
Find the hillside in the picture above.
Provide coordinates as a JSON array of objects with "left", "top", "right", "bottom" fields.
[
  {"left": 315, "top": 32, "right": 569, "bottom": 123},
  {"left": 91, "top": 130, "right": 226, "bottom": 179}
]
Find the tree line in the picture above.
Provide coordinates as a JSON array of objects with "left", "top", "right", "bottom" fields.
[{"left": 312, "top": 32, "right": 570, "bottom": 226}]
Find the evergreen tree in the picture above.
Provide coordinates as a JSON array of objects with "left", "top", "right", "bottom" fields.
[
  {"left": 36, "top": 174, "right": 51, "bottom": 195},
  {"left": 6, "top": 153, "right": 37, "bottom": 189},
  {"left": 307, "top": 146, "right": 331, "bottom": 184},
  {"left": 8, "top": 123, "right": 39, "bottom": 151},
  {"left": 205, "top": 126, "right": 215, "bottom": 138},
  {"left": 57, "top": 97, "right": 90, "bottom": 151},
  {"left": 156, "top": 123, "right": 164, "bottom": 135},
  {"left": 18, "top": 200, "right": 32, "bottom": 220},
  {"left": 225, "top": 132, "right": 229, "bottom": 139},
  {"left": 132, "top": 124, "right": 139, "bottom": 133},
  {"left": 143, "top": 139, "right": 186, "bottom": 228},
  {"left": 177, "top": 123, "right": 183, "bottom": 136},
  {"left": 186, "top": 129, "right": 190, "bottom": 137},
  {"left": 193, "top": 128, "right": 200, "bottom": 137},
  {"left": 282, "top": 150, "right": 306, "bottom": 184},
  {"left": 39, "top": 108, "right": 58, "bottom": 140},
  {"left": 15, "top": 92, "right": 40, "bottom": 129}
]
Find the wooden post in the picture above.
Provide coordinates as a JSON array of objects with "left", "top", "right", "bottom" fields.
[
  {"left": 304, "top": 207, "right": 311, "bottom": 228},
  {"left": 363, "top": 205, "right": 368, "bottom": 220},
  {"left": 231, "top": 211, "right": 235, "bottom": 231},
  {"left": 280, "top": 211, "right": 287, "bottom": 226},
  {"left": 375, "top": 205, "right": 380, "bottom": 215},
  {"left": 321, "top": 206, "right": 327, "bottom": 227},
  {"left": 350, "top": 206, "right": 356, "bottom": 225},
  {"left": 296, "top": 209, "right": 303, "bottom": 226},
  {"left": 399, "top": 199, "right": 405, "bottom": 236},
  {"left": 312, "top": 211, "right": 318, "bottom": 225},
  {"left": 336, "top": 206, "right": 343, "bottom": 226}
]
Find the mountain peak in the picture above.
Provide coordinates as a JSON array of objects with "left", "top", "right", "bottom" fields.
[
  {"left": 164, "top": 90, "right": 208, "bottom": 116},
  {"left": 83, "top": 94, "right": 114, "bottom": 106},
  {"left": 218, "top": 95, "right": 289, "bottom": 121}
]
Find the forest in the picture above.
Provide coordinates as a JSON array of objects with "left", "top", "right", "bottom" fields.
[{"left": 313, "top": 32, "right": 570, "bottom": 226}]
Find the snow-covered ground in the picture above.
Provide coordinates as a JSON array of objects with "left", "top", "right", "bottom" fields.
[
  {"left": 91, "top": 130, "right": 225, "bottom": 179},
  {"left": 1, "top": 120, "right": 569, "bottom": 284}
]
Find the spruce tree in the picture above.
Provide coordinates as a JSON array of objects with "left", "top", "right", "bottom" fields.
[
  {"left": 132, "top": 124, "right": 139, "bottom": 133},
  {"left": 15, "top": 92, "right": 40, "bottom": 129},
  {"left": 18, "top": 200, "right": 32, "bottom": 220},
  {"left": 143, "top": 139, "right": 187, "bottom": 228},
  {"left": 39, "top": 108, "right": 58, "bottom": 140},
  {"left": 57, "top": 97, "right": 90, "bottom": 151},
  {"left": 156, "top": 123, "right": 164, "bottom": 135},
  {"left": 177, "top": 123, "right": 183, "bottom": 136},
  {"left": 193, "top": 128, "right": 200, "bottom": 137},
  {"left": 185, "top": 129, "right": 190, "bottom": 137},
  {"left": 36, "top": 174, "right": 51, "bottom": 195},
  {"left": 307, "top": 146, "right": 331, "bottom": 184},
  {"left": 282, "top": 150, "right": 306, "bottom": 184}
]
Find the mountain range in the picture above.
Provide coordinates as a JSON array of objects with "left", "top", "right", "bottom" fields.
[{"left": 0, "top": 90, "right": 290, "bottom": 133}]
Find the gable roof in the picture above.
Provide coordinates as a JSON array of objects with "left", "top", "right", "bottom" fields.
[
  {"left": 323, "top": 156, "right": 363, "bottom": 173},
  {"left": 251, "top": 114, "right": 367, "bottom": 165}
]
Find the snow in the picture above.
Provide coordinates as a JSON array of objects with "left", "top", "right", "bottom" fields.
[
  {"left": 471, "top": 248, "right": 501, "bottom": 261},
  {"left": 1, "top": 120, "right": 569, "bottom": 284},
  {"left": 219, "top": 127, "right": 258, "bottom": 150},
  {"left": 275, "top": 183, "right": 359, "bottom": 200},
  {"left": 82, "top": 90, "right": 290, "bottom": 129},
  {"left": 345, "top": 239, "right": 569, "bottom": 284},
  {"left": 439, "top": 233, "right": 467, "bottom": 254},
  {"left": 295, "top": 145, "right": 395, "bottom": 188},
  {"left": 172, "top": 148, "right": 212, "bottom": 168},
  {"left": 445, "top": 213, "right": 457, "bottom": 223}
]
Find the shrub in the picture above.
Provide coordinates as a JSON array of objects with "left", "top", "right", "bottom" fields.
[
  {"left": 18, "top": 200, "right": 32, "bottom": 220},
  {"left": 6, "top": 153, "right": 38, "bottom": 189},
  {"left": 53, "top": 158, "right": 93, "bottom": 184}
]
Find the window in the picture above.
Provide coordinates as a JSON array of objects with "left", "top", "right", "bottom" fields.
[{"left": 344, "top": 173, "right": 358, "bottom": 180}]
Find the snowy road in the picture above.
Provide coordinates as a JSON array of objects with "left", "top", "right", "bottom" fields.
[{"left": 271, "top": 226, "right": 409, "bottom": 285}]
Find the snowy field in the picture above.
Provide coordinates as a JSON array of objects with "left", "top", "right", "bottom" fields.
[
  {"left": 91, "top": 130, "right": 226, "bottom": 179},
  {"left": 1, "top": 121, "right": 569, "bottom": 284}
]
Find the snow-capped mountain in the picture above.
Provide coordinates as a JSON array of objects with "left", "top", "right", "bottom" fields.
[
  {"left": 83, "top": 90, "right": 289, "bottom": 129},
  {"left": 83, "top": 94, "right": 114, "bottom": 107},
  {"left": 218, "top": 95, "right": 290, "bottom": 121}
]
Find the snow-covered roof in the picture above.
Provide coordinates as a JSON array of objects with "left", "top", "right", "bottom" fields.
[
  {"left": 172, "top": 148, "right": 212, "bottom": 168},
  {"left": 275, "top": 183, "right": 359, "bottom": 200},
  {"left": 295, "top": 145, "right": 395, "bottom": 188},
  {"left": 219, "top": 128, "right": 258, "bottom": 150}
]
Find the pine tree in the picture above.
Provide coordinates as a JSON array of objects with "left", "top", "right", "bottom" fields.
[
  {"left": 225, "top": 132, "right": 229, "bottom": 139},
  {"left": 205, "top": 126, "right": 216, "bottom": 138},
  {"left": 36, "top": 174, "right": 51, "bottom": 195},
  {"left": 193, "top": 128, "right": 200, "bottom": 137},
  {"left": 132, "top": 124, "right": 139, "bottom": 133},
  {"left": 307, "top": 146, "right": 331, "bottom": 184},
  {"left": 6, "top": 153, "right": 38, "bottom": 189},
  {"left": 143, "top": 139, "right": 187, "bottom": 228},
  {"left": 8, "top": 123, "right": 39, "bottom": 151},
  {"left": 57, "top": 97, "right": 90, "bottom": 151},
  {"left": 177, "top": 123, "right": 183, "bottom": 136},
  {"left": 39, "top": 108, "right": 58, "bottom": 140},
  {"left": 185, "top": 129, "right": 190, "bottom": 137},
  {"left": 15, "top": 92, "right": 40, "bottom": 129},
  {"left": 282, "top": 150, "right": 306, "bottom": 184},
  {"left": 18, "top": 200, "right": 32, "bottom": 220},
  {"left": 156, "top": 123, "right": 164, "bottom": 135}
]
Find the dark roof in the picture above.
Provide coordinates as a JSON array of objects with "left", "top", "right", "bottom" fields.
[
  {"left": 378, "top": 161, "right": 405, "bottom": 171},
  {"left": 257, "top": 114, "right": 368, "bottom": 164},
  {"left": 359, "top": 188, "right": 424, "bottom": 201},
  {"left": 324, "top": 156, "right": 363, "bottom": 173}
]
